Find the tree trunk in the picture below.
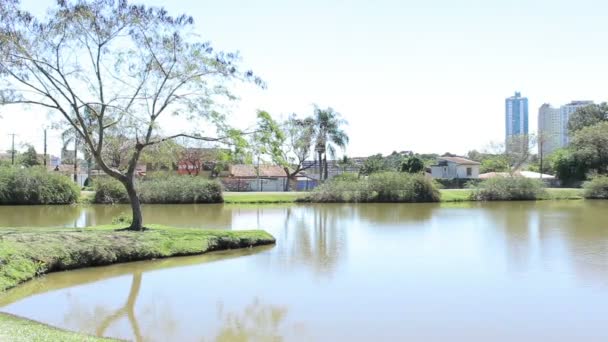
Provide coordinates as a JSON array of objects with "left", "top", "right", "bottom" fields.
[
  {"left": 318, "top": 151, "right": 323, "bottom": 181},
  {"left": 123, "top": 175, "right": 143, "bottom": 231},
  {"left": 284, "top": 168, "right": 291, "bottom": 192},
  {"left": 323, "top": 154, "right": 328, "bottom": 180}
]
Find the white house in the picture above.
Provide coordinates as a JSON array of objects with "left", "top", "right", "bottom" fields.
[{"left": 430, "top": 157, "right": 480, "bottom": 179}]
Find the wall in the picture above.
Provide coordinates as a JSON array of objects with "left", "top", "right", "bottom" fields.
[
  {"left": 431, "top": 163, "right": 479, "bottom": 179},
  {"left": 222, "top": 178, "right": 288, "bottom": 192}
]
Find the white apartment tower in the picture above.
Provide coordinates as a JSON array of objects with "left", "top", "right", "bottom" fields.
[
  {"left": 537, "top": 100, "right": 594, "bottom": 156},
  {"left": 538, "top": 104, "right": 561, "bottom": 156}
]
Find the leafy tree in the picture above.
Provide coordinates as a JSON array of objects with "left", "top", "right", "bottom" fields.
[
  {"left": 384, "top": 151, "right": 406, "bottom": 171},
  {"left": 359, "top": 154, "right": 385, "bottom": 176},
  {"left": 467, "top": 150, "right": 483, "bottom": 162},
  {"left": 337, "top": 155, "right": 355, "bottom": 172},
  {"left": 479, "top": 156, "right": 509, "bottom": 173},
  {"left": 0, "top": 0, "right": 261, "bottom": 230},
  {"left": 570, "top": 121, "right": 608, "bottom": 174},
  {"left": 485, "top": 134, "right": 536, "bottom": 173},
  {"left": 312, "top": 106, "right": 349, "bottom": 180},
  {"left": 401, "top": 156, "right": 424, "bottom": 173},
  {"left": 255, "top": 111, "right": 316, "bottom": 191},
  {"left": 568, "top": 103, "right": 608, "bottom": 133},
  {"left": 550, "top": 148, "right": 588, "bottom": 186},
  {"left": 20, "top": 145, "right": 40, "bottom": 167}
]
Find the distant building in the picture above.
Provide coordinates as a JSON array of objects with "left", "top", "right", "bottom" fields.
[
  {"left": 538, "top": 103, "right": 562, "bottom": 156},
  {"left": 430, "top": 157, "right": 480, "bottom": 179},
  {"left": 505, "top": 91, "right": 529, "bottom": 150},
  {"left": 537, "top": 100, "right": 594, "bottom": 156},
  {"left": 560, "top": 100, "right": 593, "bottom": 146}
]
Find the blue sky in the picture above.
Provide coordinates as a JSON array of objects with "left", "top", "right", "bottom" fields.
[{"left": 1, "top": 0, "right": 608, "bottom": 158}]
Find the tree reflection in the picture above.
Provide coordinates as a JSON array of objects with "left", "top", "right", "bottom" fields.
[
  {"left": 214, "top": 298, "right": 290, "bottom": 342},
  {"left": 95, "top": 272, "right": 143, "bottom": 341},
  {"left": 273, "top": 205, "right": 349, "bottom": 276},
  {"left": 354, "top": 203, "right": 437, "bottom": 225}
]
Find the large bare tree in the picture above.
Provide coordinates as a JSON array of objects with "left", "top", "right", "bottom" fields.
[{"left": 0, "top": 0, "right": 261, "bottom": 230}]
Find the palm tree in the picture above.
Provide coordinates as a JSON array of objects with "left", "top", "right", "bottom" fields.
[{"left": 312, "top": 106, "right": 349, "bottom": 180}]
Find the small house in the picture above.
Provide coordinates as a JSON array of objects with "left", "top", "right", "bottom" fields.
[
  {"left": 430, "top": 157, "right": 480, "bottom": 179},
  {"left": 223, "top": 164, "right": 289, "bottom": 192}
]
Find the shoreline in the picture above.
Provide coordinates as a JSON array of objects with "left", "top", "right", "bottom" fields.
[{"left": 0, "top": 225, "right": 275, "bottom": 340}]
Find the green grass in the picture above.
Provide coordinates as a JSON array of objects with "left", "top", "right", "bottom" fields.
[
  {"left": 0, "top": 225, "right": 275, "bottom": 293},
  {"left": 223, "top": 191, "right": 307, "bottom": 203},
  {"left": 439, "top": 188, "right": 584, "bottom": 202},
  {"left": 0, "top": 312, "right": 120, "bottom": 342},
  {"left": 0, "top": 226, "right": 274, "bottom": 341},
  {"left": 79, "top": 190, "right": 95, "bottom": 203},
  {"left": 439, "top": 189, "right": 473, "bottom": 202}
]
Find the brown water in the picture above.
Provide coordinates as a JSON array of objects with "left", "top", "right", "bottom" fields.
[{"left": 1, "top": 201, "right": 608, "bottom": 341}]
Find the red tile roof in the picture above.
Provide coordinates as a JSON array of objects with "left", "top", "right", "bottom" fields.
[{"left": 229, "top": 164, "right": 287, "bottom": 178}]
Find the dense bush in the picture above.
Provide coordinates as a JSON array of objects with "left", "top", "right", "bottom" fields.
[
  {"left": 469, "top": 176, "right": 546, "bottom": 201},
  {"left": 583, "top": 176, "right": 608, "bottom": 199},
  {"left": 0, "top": 166, "right": 79, "bottom": 205},
  {"left": 139, "top": 176, "right": 223, "bottom": 204},
  {"left": 93, "top": 177, "right": 130, "bottom": 204},
  {"left": 305, "top": 172, "right": 440, "bottom": 203},
  {"left": 93, "top": 175, "right": 223, "bottom": 204}
]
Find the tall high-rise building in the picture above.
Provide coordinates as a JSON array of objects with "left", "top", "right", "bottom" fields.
[
  {"left": 505, "top": 91, "right": 529, "bottom": 149},
  {"left": 537, "top": 100, "right": 594, "bottom": 156},
  {"left": 560, "top": 100, "right": 593, "bottom": 146},
  {"left": 538, "top": 103, "right": 561, "bottom": 156}
]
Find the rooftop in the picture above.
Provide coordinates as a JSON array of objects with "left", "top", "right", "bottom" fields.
[
  {"left": 437, "top": 156, "right": 481, "bottom": 165},
  {"left": 229, "top": 164, "right": 287, "bottom": 178}
]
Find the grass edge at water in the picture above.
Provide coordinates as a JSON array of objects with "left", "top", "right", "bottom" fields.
[{"left": 0, "top": 225, "right": 275, "bottom": 340}]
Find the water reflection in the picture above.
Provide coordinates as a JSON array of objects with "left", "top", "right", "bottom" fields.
[
  {"left": 0, "top": 205, "right": 81, "bottom": 227},
  {"left": 95, "top": 272, "right": 143, "bottom": 340},
  {"left": 215, "top": 298, "right": 290, "bottom": 342},
  {"left": 2, "top": 202, "right": 608, "bottom": 341}
]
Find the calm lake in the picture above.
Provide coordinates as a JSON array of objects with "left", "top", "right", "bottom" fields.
[{"left": 1, "top": 201, "right": 608, "bottom": 341}]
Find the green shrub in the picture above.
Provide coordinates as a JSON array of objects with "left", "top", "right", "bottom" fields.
[
  {"left": 469, "top": 176, "right": 546, "bottom": 201},
  {"left": 583, "top": 176, "right": 608, "bottom": 199},
  {"left": 139, "top": 176, "right": 223, "bottom": 204},
  {"left": 93, "top": 175, "right": 223, "bottom": 204},
  {"left": 0, "top": 166, "right": 79, "bottom": 205},
  {"left": 93, "top": 177, "right": 129, "bottom": 204},
  {"left": 306, "top": 172, "right": 440, "bottom": 203}
]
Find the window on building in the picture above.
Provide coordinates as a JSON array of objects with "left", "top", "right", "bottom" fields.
[{"left": 466, "top": 167, "right": 472, "bottom": 176}]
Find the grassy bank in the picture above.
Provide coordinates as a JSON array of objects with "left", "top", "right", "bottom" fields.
[
  {"left": 0, "top": 312, "right": 119, "bottom": 342},
  {"left": 222, "top": 188, "right": 584, "bottom": 203},
  {"left": 224, "top": 191, "right": 306, "bottom": 203},
  {"left": 0, "top": 225, "right": 275, "bottom": 292},
  {"left": 440, "top": 188, "right": 584, "bottom": 202}
]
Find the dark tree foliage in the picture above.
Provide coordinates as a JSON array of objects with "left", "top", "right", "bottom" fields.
[{"left": 568, "top": 103, "right": 608, "bottom": 133}]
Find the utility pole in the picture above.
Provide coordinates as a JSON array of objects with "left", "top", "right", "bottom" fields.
[
  {"left": 8, "top": 133, "right": 16, "bottom": 165},
  {"left": 73, "top": 135, "right": 78, "bottom": 183},
  {"left": 43, "top": 129, "right": 47, "bottom": 168}
]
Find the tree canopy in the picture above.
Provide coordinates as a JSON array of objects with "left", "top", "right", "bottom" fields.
[{"left": 568, "top": 103, "right": 608, "bottom": 133}]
